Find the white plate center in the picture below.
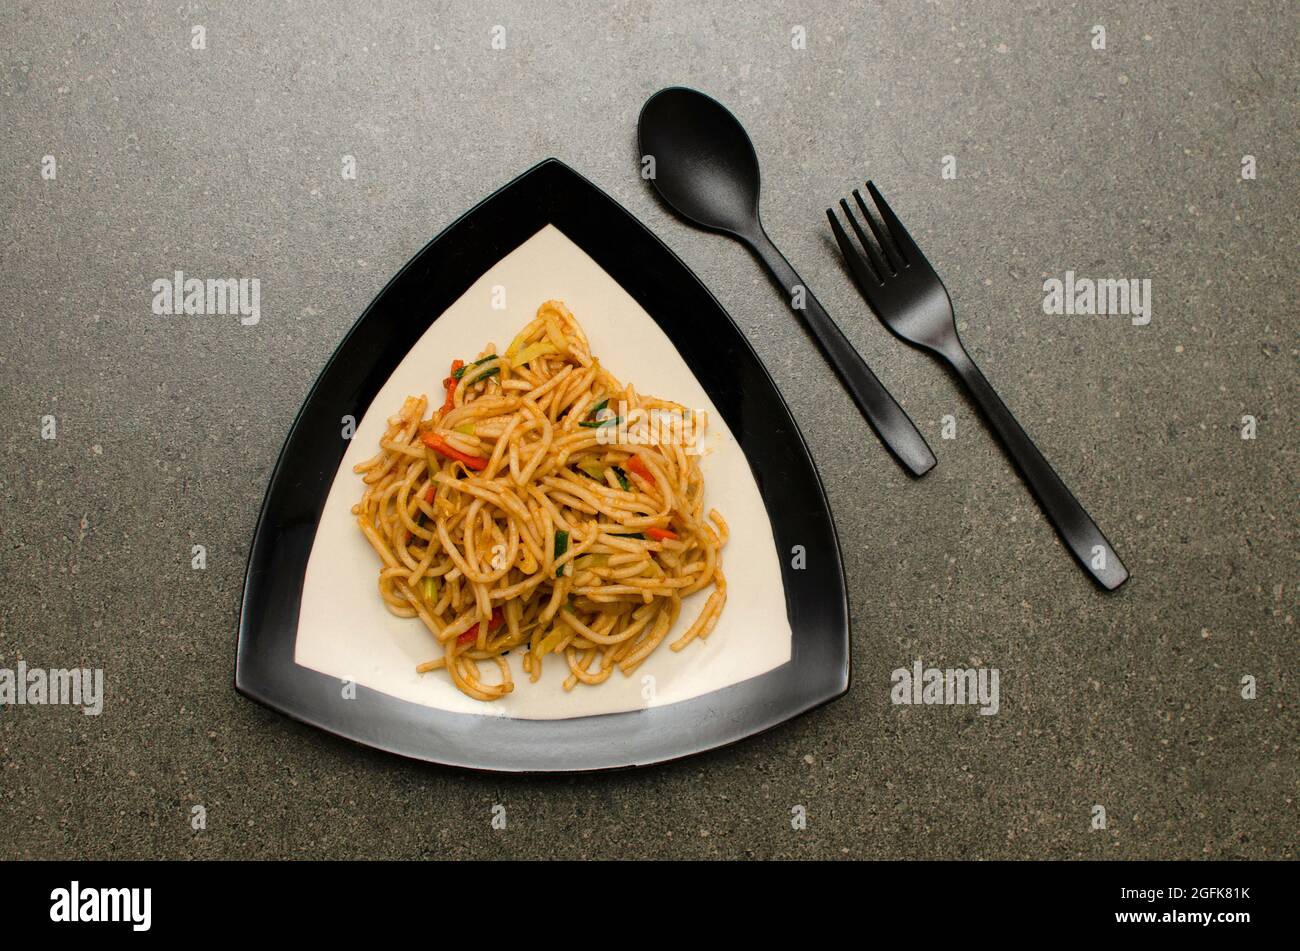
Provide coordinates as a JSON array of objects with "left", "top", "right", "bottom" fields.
[{"left": 295, "top": 224, "right": 792, "bottom": 719}]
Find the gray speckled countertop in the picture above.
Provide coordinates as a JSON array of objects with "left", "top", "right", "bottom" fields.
[{"left": 1, "top": 1, "right": 1295, "bottom": 860}]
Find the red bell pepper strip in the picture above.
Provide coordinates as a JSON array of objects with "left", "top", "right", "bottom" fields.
[
  {"left": 645, "top": 527, "right": 678, "bottom": 542},
  {"left": 457, "top": 608, "right": 505, "bottom": 646},
  {"left": 625, "top": 454, "right": 655, "bottom": 486},
  {"left": 439, "top": 359, "right": 465, "bottom": 415},
  {"left": 422, "top": 431, "right": 489, "bottom": 471},
  {"left": 424, "top": 486, "right": 435, "bottom": 504}
]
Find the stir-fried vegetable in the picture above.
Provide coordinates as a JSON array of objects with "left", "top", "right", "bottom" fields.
[
  {"left": 453, "top": 354, "right": 497, "bottom": 380},
  {"left": 576, "top": 459, "right": 606, "bottom": 481},
  {"left": 645, "top": 527, "right": 678, "bottom": 542},
  {"left": 422, "top": 431, "right": 489, "bottom": 471},
  {"left": 439, "top": 359, "right": 465, "bottom": 414},
  {"left": 512, "top": 341, "right": 557, "bottom": 366},
  {"left": 534, "top": 626, "right": 565, "bottom": 657},
  {"left": 611, "top": 467, "right": 631, "bottom": 491},
  {"left": 579, "top": 414, "right": 620, "bottom": 429},
  {"left": 553, "top": 529, "right": 570, "bottom": 576},
  {"left": 625, "top": 454, "right": 655, "bottom": 486},
  {"left": 456, "top": 607, "right": 504, "bottom": 646},
  {"left": 504, "top": 324, "right": 542, "bottom": 358},
  {"left": 421, "top": 576, "right": 438, "bottom": 604}
]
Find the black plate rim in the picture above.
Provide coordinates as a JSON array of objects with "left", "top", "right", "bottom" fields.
[{"left": 235, "top": 157, "right": 850, "bottom": 772}]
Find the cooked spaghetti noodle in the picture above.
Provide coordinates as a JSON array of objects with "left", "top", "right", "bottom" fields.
[{"left": 352, "top": 300, "right": 728, "bottom": 701}]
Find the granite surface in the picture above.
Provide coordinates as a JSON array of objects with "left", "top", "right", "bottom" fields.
[{"left": 0, "top": 0, "right": 1295, "bottom": 859}]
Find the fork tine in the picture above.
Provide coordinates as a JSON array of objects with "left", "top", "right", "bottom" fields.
[
  {"left": 865, "top": 181, "right": 922, "bottom": 266},
  {"left": 839, "top": 197, "right": 890, "bottom": 281},
  {"left": 852, "top": 188, "right": 905, "bottom": 273},
  {"left": 827, "top": 206, "right": 881, "bottom": 289}
]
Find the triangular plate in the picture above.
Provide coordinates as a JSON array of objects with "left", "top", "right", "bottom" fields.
[{"left": 236, "top": 158, "right": 849, "bottom": 771}]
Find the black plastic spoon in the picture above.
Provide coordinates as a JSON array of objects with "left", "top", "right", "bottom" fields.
[{"left": 637, "top": 86, "right": 936, "bottom": 476}]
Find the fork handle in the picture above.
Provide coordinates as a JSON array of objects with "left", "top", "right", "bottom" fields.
[
  {"left": 944, "top": 344, "right": 1129, "bottom": 589},
  {"left": 747, "top": 228, "right": 936, "bottom": 476}
]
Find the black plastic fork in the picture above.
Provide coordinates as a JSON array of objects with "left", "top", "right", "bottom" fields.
[{"left": 828, "top": 182, "right": 1129, "bottom": 590}]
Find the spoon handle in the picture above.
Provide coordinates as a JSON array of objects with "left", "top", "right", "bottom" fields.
[
  {"left": 747, "top": 228, "right": 936, "bottom": 476},
  {"left": 943, "top": 342, "right": 1129, "bottom": 590}
]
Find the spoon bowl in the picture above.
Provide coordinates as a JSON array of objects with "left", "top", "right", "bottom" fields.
[{"left": 637, "top": 87, "right": 763, "bottom": 237}]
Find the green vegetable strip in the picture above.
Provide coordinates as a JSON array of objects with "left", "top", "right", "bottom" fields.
[
  {"left": 612, "top": 467, "right": 631, "bottom": 491},
  {"left": 454, "top": 355, "right": 498, "bottom": 379},
  {"left": 578, "top": 415, "right": 621, "bottom": 429},
  {"left": 553, "top": 530, "right": 569, "bottom": 577}
]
